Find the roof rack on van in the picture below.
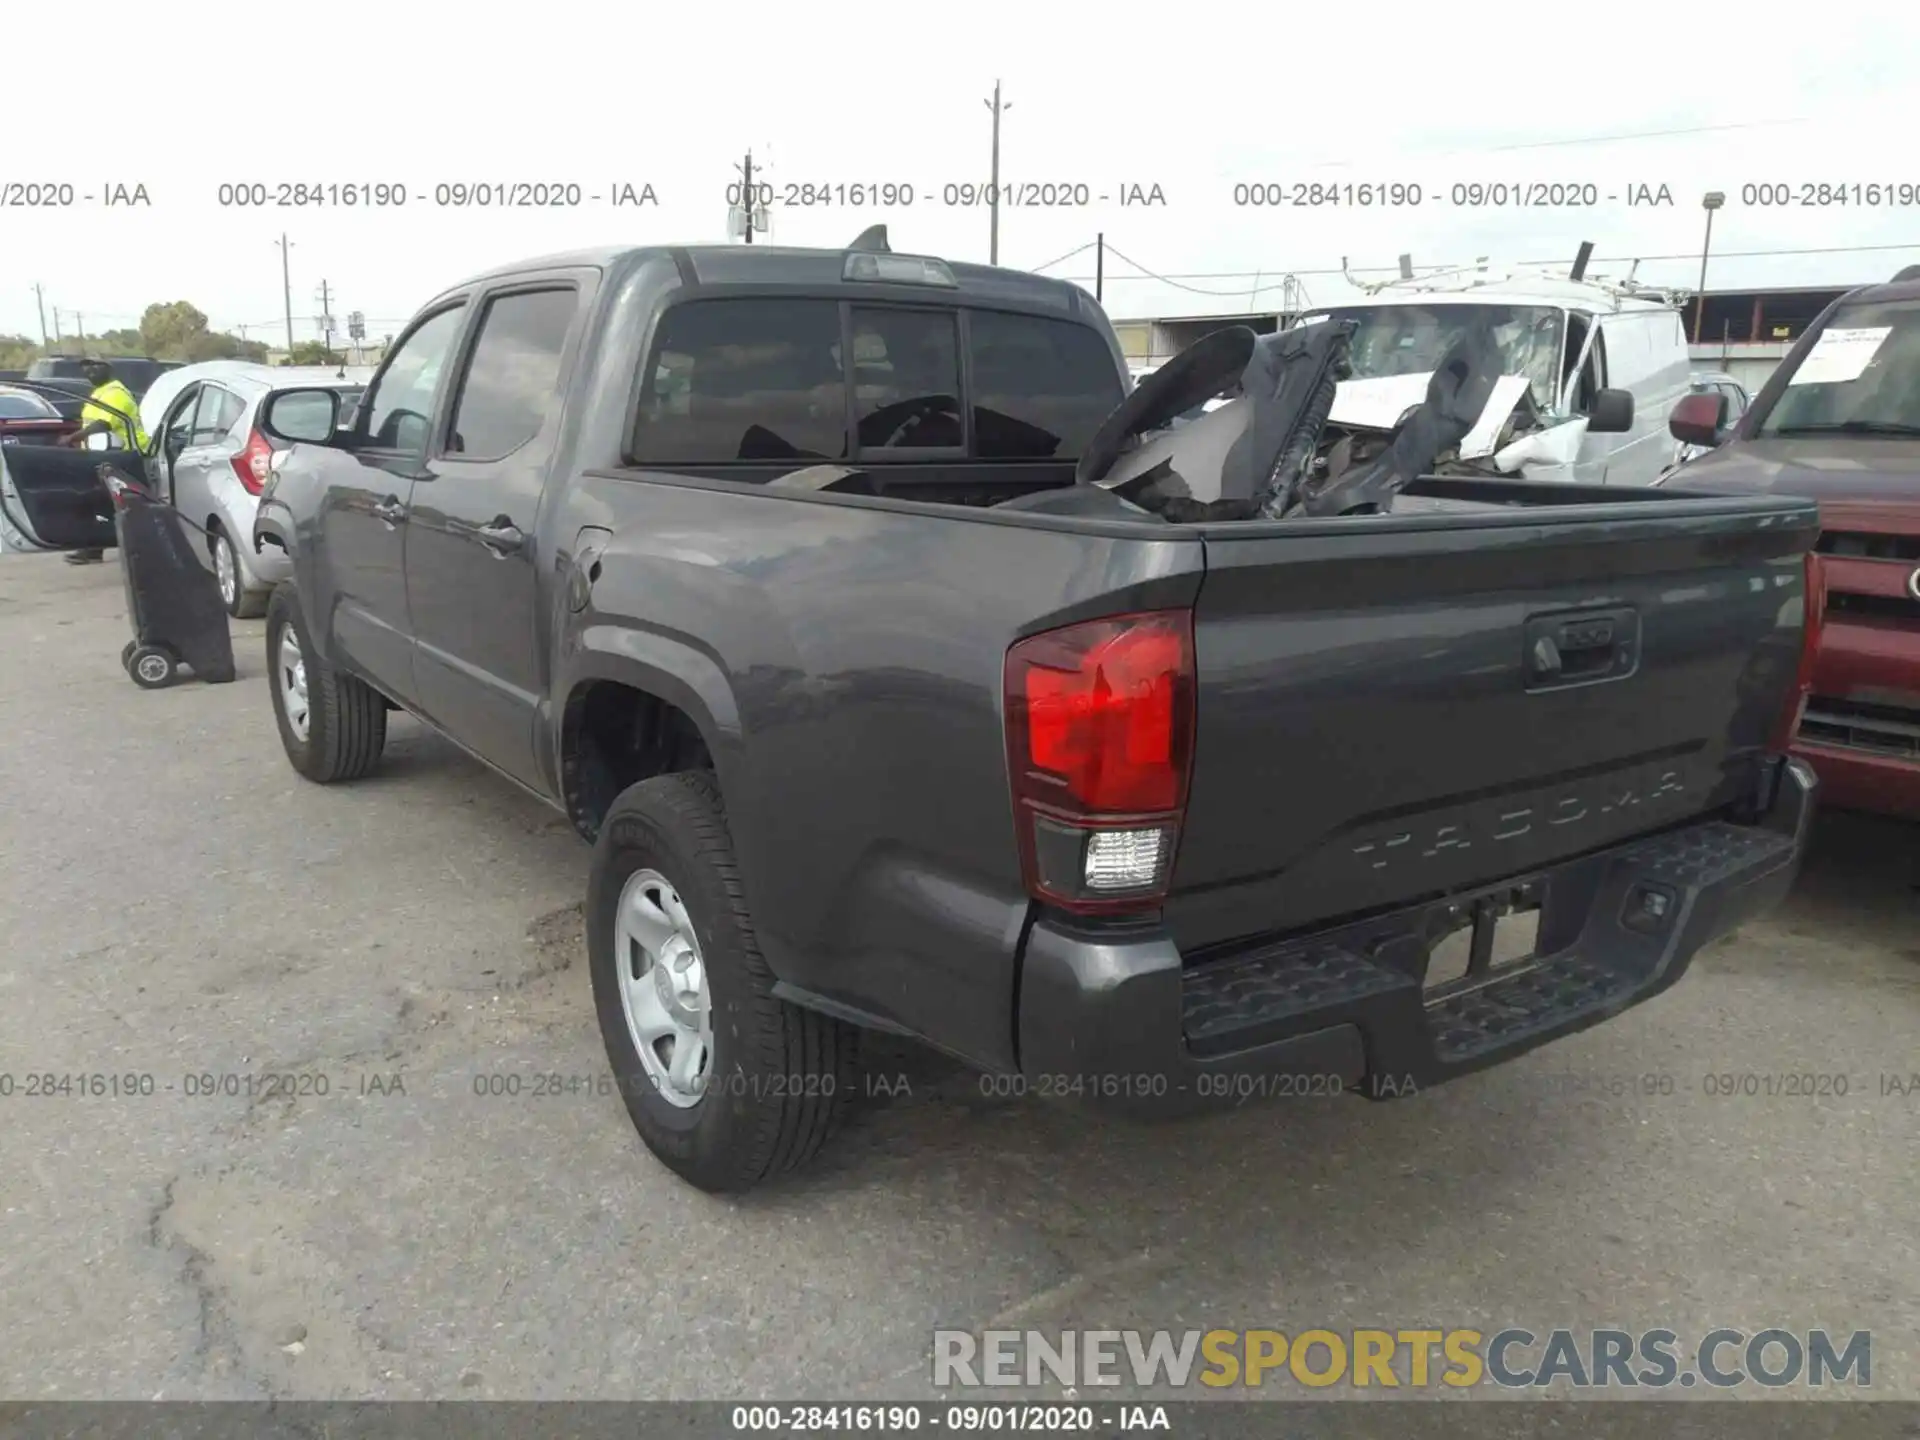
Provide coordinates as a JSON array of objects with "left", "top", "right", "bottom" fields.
[{"left": 1337, "top": 249, "right": 1682, "bottom": 311}]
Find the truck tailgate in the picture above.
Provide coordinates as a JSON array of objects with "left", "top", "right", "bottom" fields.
[{"left": 1169, "top": 493, "right": 1818, "bottom": 952}]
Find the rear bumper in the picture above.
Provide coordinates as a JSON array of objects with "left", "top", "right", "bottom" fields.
[{"left": 1015, "top": 757, "right": 1817, "bottom": 1117}]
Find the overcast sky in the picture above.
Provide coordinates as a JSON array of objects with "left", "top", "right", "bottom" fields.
[{"left": 6, "top": 0, "right": 1920, "bottom": 344}]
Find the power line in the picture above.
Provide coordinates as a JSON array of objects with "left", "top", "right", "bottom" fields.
[
  {"left": 1044, "top": 239, "right": 1920, "bottom": 296},
  {"left": 1027, "top": 240, "right": 1097, "bottom": 274}
]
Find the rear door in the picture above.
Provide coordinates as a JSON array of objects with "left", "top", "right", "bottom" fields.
[
  {"left": 169, "top": 383, "right": 247, "bottom": 530},
  {"left": 404, "top": 278, "right": 587, "bottom": 787},
  {"left": 1168, "top": 496, "right": 1815, "bottom": 952}
]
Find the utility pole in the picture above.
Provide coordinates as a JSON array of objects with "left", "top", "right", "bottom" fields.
[
  {"left": 733, "top": 151, "right": 757, "bottom": 244},
  {"left": 315, "top": 280, "right": 335, "bottom": 362},
  {"left": 51, "top": 309, "right": 63, "bottom": 348},
  {"left": 1095, "top": 233, "right": 1104, "bottom": 302},
  {"left": 275, "top": 234, "right": 296, "bottom": 352},
  {"left": 32, "top": 284, "right": 48, "bottom": 345},
  {"left": 75, "top": 314, "right": 86, "bottom": 356},
  {"left": 983, "top": 80, "right": 1009, "bottom": 264}
]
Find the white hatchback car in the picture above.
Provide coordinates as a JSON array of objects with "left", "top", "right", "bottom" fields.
[{"left": 140, "top": 363, "right": 369, "bottom": 615}]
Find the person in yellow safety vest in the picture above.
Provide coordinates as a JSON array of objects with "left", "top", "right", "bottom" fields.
[{"left": 60, "top": 359, "right": 151, "bottom": 565}]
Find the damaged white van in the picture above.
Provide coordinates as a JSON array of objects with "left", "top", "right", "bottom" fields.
[{"left": 1295, "top": 259, "right": 1693, "bottom": 487}]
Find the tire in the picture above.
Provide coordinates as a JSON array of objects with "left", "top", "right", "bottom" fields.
[
  {"left": 128, "top": 645, "right": 176, "bottom": 689},
  {"left": 212, "top": 527, "right": 267, "bottom": 619},
  {"left": 587, "top": 771, "right": 859, "bottom": 1193},
  {"left": 266, "top": 583, "right": 388, "bottom": 783},
  {"left": 121, "top": 640, "right": 137, "bottom": 671}
]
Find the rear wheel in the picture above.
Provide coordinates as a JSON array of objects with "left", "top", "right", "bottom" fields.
[
  {"left": 212, "top": 527, "right": 267, "bottom": 619},
  {"left": 266, "top": 584, "right": 387, "bottom": 783},
  {"left": 587, "top": 771, "right": 858, "bottom": 1193}
]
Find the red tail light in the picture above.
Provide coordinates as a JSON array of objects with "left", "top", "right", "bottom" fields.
[
  {"left": 1774, "top": 550, "right": 1825, "bottom": 751},
  {"left": 1004, "top": 610, "right": 1196, "bottom": 913},
  {"left": 232, "top": 430, "right": 274, "bottom": 495}
]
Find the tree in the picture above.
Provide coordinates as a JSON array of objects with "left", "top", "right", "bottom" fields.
[
  {"left": 0, "top": 301, "right": 267, "bottom": 372},
  {"left": 285, "top": 340, "right": 336, "bottom": 365},
  {"left": 139, "top": 301, "right": 212, "bottom": 359}
]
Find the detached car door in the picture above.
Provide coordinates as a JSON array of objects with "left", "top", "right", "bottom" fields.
[
  {"left": 404, "top": 277, "right": 588, "bottom": 789},
  {"left": 0, "top": 444, "right": 117, "bottom": 550}
]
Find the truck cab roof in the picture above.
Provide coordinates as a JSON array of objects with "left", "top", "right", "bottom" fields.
[{"left": 433, "top": 243, "right": 1104, "bottom": 321}]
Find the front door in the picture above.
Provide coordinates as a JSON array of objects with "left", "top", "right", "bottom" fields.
[
  {"left": 148, "top": 382, "right": 203, "bottom": 507},
  {"left": 321, "top": 301, "right": 470, "bottom": 701},
  {"left": 404, "top": 281, "right": 585, "bottom": 791}
]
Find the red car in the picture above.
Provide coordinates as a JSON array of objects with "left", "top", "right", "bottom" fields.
[
  {"left": 0, "top": 384, "right": 80, "bottom": 447},
  {"left": 1663, "top": 270, "right": 1920, "bottom": 819}
]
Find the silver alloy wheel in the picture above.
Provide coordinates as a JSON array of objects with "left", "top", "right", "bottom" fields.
[
  {"left": 214, "top": 533, "right": 238, "bottom": 607},
  {"left": 277, "top": 630, "right": 310, "bottom": 741},
  {"left": 615, "top": 868, "right": 713, "bottom": 1108}
]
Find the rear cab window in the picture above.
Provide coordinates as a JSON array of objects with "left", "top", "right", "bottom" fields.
[{"left": 630, "top": 297, "right": 1122, "bottom": 468}]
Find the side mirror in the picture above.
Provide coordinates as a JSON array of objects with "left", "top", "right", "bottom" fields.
[
  {"left": 1668, "top": 392, "right": 1725, "bottom": 448},
  {"left": 259, "top": 388, "right": 343, "bottom": 445},
  {"left": 1586, "top": 387, "right": 1635, "bottom": 435}
]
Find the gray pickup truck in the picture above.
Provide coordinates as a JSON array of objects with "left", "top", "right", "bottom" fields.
[{"left": 130, "top": 238, "right": 1821, "bottom": 1193}]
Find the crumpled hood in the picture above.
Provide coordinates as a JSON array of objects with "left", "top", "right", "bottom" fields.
[{"left": 1329, "top": 372, "right": 1533, "bottom": 459}]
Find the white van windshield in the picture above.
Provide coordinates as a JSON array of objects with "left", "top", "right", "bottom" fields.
[{"left": 1301, "top": 303, "right": 1566, "bottom": 410}]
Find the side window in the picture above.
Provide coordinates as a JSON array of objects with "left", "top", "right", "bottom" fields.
[
  {"left": 363, "top": 305, "right": 467, "bottom": 452},
  {"left": 162, "top": 384, "right": 201, "bottom": 454},
  {"left": 631, "top": 299, "right": 845, "bottom": 464},
  {"left": 445, "top": 288, "right": 579, "bottom": 460},
  {"left": 849, "top": 307, "right": 962, "bottom": 451},
  {"left": 969, "top": 310, "right": 1125, "bottom": 459},
  {"left": 191, "top": 385, "right": 244, "bottom": 443},
  {"left": 1566, "top": 317, "right": 1608, "bottom": 413}
]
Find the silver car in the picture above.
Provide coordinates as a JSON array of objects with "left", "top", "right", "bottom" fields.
[{"left": 142, "top": 365, "right": 365, "bottom": 616}]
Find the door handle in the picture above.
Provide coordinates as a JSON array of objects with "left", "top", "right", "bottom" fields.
[
  {"left": 372, "top": 496, "right": 408, "bottom": 525},
  {"left": 475, "top": 518, "right": 526, "bottom": 557}
]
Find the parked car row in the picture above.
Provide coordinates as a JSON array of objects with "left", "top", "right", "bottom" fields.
[
  {"left": 2, "top": 236, "right": 1908, "bottom": 1197},
  {"left": 0, "top": 361, "right": 368, "bottom": 612}
]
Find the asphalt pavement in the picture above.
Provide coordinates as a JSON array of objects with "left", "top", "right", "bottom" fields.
[{"left": 1, "top": 552, "right": 1915, "bottom": 1402}]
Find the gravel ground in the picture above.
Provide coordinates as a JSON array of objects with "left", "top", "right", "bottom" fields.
[{"left": 1, "top": 552, "right": 1915, "bottom": 1404}]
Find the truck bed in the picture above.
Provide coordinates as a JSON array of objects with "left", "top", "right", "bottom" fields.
[{"left": 567, "top": 466, "right": 1818, "bottom": 1074}]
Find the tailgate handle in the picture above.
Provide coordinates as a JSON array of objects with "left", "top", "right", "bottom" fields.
[{"left": 1524, "top": 607, "right": 1639, "bottom": 690}]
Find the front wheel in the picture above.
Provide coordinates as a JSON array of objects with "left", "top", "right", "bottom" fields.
[
  {"left": 587, "top": 771, "right": 859, "bottom": 1193},
  {"left": 265, "top": 584, "right": 388, "bottom": 783}
]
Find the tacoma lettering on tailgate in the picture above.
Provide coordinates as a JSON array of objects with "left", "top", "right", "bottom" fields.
[{"left": 1351, "top": 770, "right": 1687, "bottom": 871}]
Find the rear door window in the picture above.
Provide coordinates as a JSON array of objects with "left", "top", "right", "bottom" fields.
[
  {"left": 633, "top": 299, "right": 846, "bottom": 463},
  {"left": 191, "top": 385, "right": 245, "bottom": 444},
  {"left": 969, "top": 311, "right": 1124, "bottom": 459},
  {"left": 445, "top": 287, "right": 579, "bottom": 460}
]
